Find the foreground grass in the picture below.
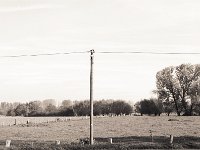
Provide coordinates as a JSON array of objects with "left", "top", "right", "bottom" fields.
[{"left": 1, "top": 136, "right": 200, "bottom": 149}]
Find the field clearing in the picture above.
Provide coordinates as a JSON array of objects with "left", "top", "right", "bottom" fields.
[{"left": 0, "top": 115, "right": 199, "bottom": 143}]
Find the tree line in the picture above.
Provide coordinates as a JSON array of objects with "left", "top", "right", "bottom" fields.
[
  {"left": 0, "top": 99, "right": 133, "bottom": 117},
  {"left": 0, "top": 63, "right": 199, "bottom": 117}
]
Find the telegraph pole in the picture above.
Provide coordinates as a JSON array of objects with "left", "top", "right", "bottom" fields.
[{"left": 90, "top": 49, "right": 95, "bottom": 145}]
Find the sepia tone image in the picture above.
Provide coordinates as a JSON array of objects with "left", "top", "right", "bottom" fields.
[{"left": 0, "top": 0, "right": 199, "bottom": 149}]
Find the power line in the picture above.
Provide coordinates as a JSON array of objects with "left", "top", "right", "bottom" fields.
[
  {"left": 97, "top": 51, "right": 200, "bottom": 55},
  {"left": 0, "top": 51, "right": 89, "bottom": 58},
  {"left": 0, "top": 50, "right": 200, "bottom": 58}
]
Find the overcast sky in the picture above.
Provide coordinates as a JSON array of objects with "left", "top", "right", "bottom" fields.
[{"left": 0, "top": 0, "right": 199, "bottom": 102}]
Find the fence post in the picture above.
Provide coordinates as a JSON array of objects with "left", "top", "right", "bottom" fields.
[
  {"left": 27, "top": 119, "right": 30, "bottom": 124},
  {"left": 109, "top": 138, "right": 113, "bottom": 144},
  {"left": 14, "top": 119, "right": 17, "bottom": 125},
  {"left": 149, "top": 130, "right": 153, "bottom": 142},
  {"left": 5, "top": 140, "right": 11, "bottom": 148},
  {"left": 170, "top": 134, "right": 173, "bottom": 144},
  {"left": 55, "top": 140, "right": 60, "bottom": 145}
]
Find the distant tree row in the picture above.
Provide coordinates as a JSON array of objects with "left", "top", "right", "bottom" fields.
[{"left": 0, "top": 99, "right": 133, "bottom": 117}]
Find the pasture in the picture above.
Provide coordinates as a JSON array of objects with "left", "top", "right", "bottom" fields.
[{"left": 0, "top": 115, "right": 200, "bottom": 149}]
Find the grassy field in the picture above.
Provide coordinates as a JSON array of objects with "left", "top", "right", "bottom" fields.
[
  {"left": 0, "top": 116, "right": 86, "bottom": 126},
  {"left": 0, "top": 115, "right": 200, "bottom": 149}
]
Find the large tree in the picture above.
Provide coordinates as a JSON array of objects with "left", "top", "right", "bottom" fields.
[{"left": 156, "top": 64, "right": 200, "bottom": 116}]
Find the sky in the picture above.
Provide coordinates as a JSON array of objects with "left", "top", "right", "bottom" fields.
[{"left": 0, "top": 0, "right": 199, "bottom": 103}]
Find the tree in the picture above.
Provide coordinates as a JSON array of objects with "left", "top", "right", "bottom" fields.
[
  {"left": 140, "top": 99, "right": 155, "bottom": 115},
  {"left": 193, "top": 101, "right": 200, "bottom": 115},
  {"left": 93, "top": 100, "right": 112, "bottom": 116},
  {"left": 188, "top": 79, "right": 200, "bottom": 115},
  {"left": 111, "top": 100, "right": 133, "bottom": 115},
  {"left": 61, "top": 100, "right": 73, "bottom": 108},
  {"left": 100, "top": 100, "right": 113, "bottom": 115},
  {"left": 73, "top": 100, "right": 90, "bottom": 116},
  {"left": 93, "top": 101, "right": 104, "bottom": 116},
  {"left": 156, "top": 66, "right": 182, "bottom": 115},
  {"left": 152, "top": 98, "right": 163, "bottom": 116},
  {"left": 135, "top": 99, "right": 162, "bottom": 116},
  {"left": 45, "top": 104, "right": 57, "bottom": 114},
  {"left": 7, "top": 109, "right": 16, "bottom": 116},
  {"left": 58, "top": 100, "right": 74, "bottom": 116},
  {"left": 58, "top": 107, "right": 74, "bottom": 116},
  {"left": 42, "top": 99, "right": 56, "bottom": 109},
  {"left": 156, "top": 64, "right": 200, "bottom": 116},
  {"left": 134, "top": 101, "right": 142, "bottom": 115},
  {"left": 0, "top": 102, "right": 14, "bottom": 116},
  {"left": 28, "top": 101, "right": 43, "bottom": 116},
  {"left": 162, "top": 98, "right": 174, "bottom": 116},
  {"left": 176, "top": 64, "right": 200, "bottom": 115},
  {"left": 14, "top": 104, "right": 28, "bottom": 116}
]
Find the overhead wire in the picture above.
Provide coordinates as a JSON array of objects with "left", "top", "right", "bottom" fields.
[
  {"left": 96, "top": 51, "right": 200, "bottom": 55},
  {"left": 0, "top": 50, "right": 200, "bottom": 58},
  {"left": 0, "top": 51, "right": 89, "bottom": 58}
]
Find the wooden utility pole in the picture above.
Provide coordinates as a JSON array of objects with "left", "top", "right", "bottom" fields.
[{"left": 90, "top": 49, "right": 95, "bottom": 145}]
